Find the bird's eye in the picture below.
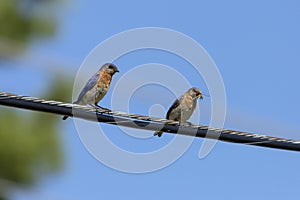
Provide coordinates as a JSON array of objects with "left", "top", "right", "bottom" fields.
[{"left": 108, "top": 65, "right": 115, "bottom": 69}]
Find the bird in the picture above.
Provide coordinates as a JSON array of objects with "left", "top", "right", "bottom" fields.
[
  {"left": 62, "top": 63, "right": 119, "bottom": 120},
  {"left": 154, "top": 87, "right": 203, "bottom": 137}
]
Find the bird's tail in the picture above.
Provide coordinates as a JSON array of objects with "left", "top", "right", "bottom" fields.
[
  {"left": 62, "top": 100, "right": 79, "bottom": 120},
  {"left": 62, "top": 115, "right": 69, "bottom": 120},
  {"left": 154, "top": 131, "right": 163, "bottom": 137}
]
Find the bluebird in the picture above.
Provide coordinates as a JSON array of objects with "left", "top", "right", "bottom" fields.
[
  {"left": 154, "top": 87, "right": 203, "bottom": 137},
  {"left": 63, "top": 63, "right": 119, "bottom": 120}
]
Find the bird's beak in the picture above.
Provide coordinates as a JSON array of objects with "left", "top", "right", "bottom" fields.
[
  {"left": 115, "top": 69, "right": 119, "bottom": 73},
  {"left": 198, "top": 93, "right": 203, "bottom": 99}
]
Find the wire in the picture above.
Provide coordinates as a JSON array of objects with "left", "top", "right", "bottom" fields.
[{"left": 0, "top": 91, "right": 300, "bottom": 152}]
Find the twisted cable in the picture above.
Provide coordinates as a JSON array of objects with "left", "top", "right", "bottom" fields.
[{"left": 0, "top": 92, "right": 299, "bottom": 152}]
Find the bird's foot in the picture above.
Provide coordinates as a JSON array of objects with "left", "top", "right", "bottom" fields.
[
  {"left": 88, "top": 104, "right": 98, "bottom": 112},
  {"left": 89, "top": 104, "right": 111, "bottom": 112}
]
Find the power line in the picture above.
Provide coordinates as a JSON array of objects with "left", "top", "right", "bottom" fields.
[{"left": 0, "top": 91, "right": 300, "bottom": 152}]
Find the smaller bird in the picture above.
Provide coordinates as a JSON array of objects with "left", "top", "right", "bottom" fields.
[
  {"left": 63, "top": 63, "right": 119, "bottom": 120},
  {"left": 154, "top": 87, "right": 203, "bottom": 137}
]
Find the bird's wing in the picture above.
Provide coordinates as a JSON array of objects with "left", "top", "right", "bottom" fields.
[
  {"left": 75, "top": 72, "right": 100, "bottom": 102},
  {"left": 166, "top": 95, "right": 183, "bottom": 119}
]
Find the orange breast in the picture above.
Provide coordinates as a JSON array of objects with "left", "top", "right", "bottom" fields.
[{"left": 98, "top": 71, "right": 112, "bottom": 87}]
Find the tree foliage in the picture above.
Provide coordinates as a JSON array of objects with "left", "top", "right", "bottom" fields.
[
  {"left": 0, "top": 77, "right": 72, "bottom": 199},
  {"left": 0, "top": 0, "right": 69, "bottom": 199},
  {"left": 0, "top": 0, "right": 57, "bottom": 57}
]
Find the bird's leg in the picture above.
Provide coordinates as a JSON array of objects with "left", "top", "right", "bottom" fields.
[
  {"left": 88, "top": 103, "right": 99, "bottom": 112},
  {"left": 94, "top": 103, "right": 111, "bottom": 111},
  {"left": 88, "top": 103, "right": 97, "bottom": 108},
  {"left": 88, "top": 104, "right": 110, "bottom": 112}
]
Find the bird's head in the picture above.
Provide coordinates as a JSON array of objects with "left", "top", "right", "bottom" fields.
[
  {"left": 188, "top": 87, "right": 203, "bottom": 100},
  {"left": 100, "top": 63, "right": 119, "bottom": 75}
]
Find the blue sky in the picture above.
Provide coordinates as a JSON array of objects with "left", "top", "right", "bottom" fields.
[{"left": 2, "top": 0, "right": 300, "bottom": 199}]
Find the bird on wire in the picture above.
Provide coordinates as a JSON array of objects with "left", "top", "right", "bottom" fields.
[
  {"left": 63, "top": 63, "right": 119, "bottom": 120},
  {"left": 154, "top": 87, "right": 203, "bottom": 137}
]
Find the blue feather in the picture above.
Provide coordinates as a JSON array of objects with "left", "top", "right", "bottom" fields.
[{"left": 75, "top": 72, "right": 99, "bottom": 103}]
